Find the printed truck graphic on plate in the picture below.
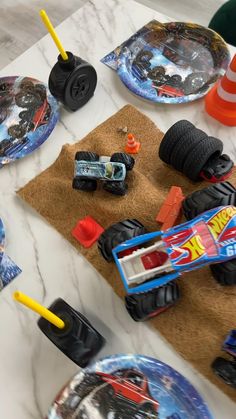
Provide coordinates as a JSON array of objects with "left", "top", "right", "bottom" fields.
[
  {"left": 96, "top": 369, "right": 159, "bottom": 414},
  {"left": 112, "top": 205, "right": 236, "bottom": 294},
  {"left": 51, "top": 368, "right": 159, "bottom": 418}
]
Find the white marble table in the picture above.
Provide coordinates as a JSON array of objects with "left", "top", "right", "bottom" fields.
[{"left": 0, "top": 1, "right": 236, "bottom": 418}]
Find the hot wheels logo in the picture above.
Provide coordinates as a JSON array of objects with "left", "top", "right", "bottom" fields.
[
  {"left": 182, "top": 235, "right": 205, "bottom": 261},
  {"left": 171, "top": 234, "right": 205, "bottom": 264},
  {"left": 208, "top": 206, "right": 236, "bottom": 240}
]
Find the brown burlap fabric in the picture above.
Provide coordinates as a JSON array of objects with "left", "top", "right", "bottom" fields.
[{"left": 18, "top": 105, "right": 236, "bottom": 401}]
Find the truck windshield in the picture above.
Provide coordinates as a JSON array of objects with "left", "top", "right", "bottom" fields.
[
  {"left": 105, "top": 163, "right": 123, "bottom": 180},
  {"left": 126, "top": 372, "right": 143, "bottom": 387}
]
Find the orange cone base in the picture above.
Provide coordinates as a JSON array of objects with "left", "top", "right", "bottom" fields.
[
  {"left": 72, "top": 216, "right": 104, "bottom": 248},
  {"left": 205, "top": 84, "right": 236, "bottom": 126},
  {"left": 125, "top": 142, "right": 141, "bottom": 154}
]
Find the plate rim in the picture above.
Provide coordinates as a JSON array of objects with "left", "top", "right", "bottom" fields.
[{"left": 116, "top": 20, "right": 230, "bottom": 105}]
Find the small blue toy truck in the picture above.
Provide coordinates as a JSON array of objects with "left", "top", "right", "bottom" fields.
[{"left": 72, "top": 151, "right": 134, "bottom": 196}]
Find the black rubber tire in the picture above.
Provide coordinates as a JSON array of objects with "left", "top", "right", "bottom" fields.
[
  {"left": 75, "top": 151, "right": 99, "bottom": 162},
  {"left": 210, "top": 260, "right": 236, "bottom": 286},
  {"left": 103, "top": 180, "right": 127, "bottom": 196},
  {"left": 74, "top": 373, "right": 103, "bottom": 396},
  {"left": 147, "top": 66, "right": 166, "bottom": 80},
  {"left": 135, "top": 50, "right": 153, "bottom": 64},
  {"left": 8, "top": 124, "right": 26, "bottom": 139},
  {"left": 60, "top": 393, "right": 81, "bottom": 412},
  {"left": 212, "top": 357, "right": 236, "bottom": 387},
  {"left": 0, "top": 82, "right": 11, "bottom": 92},
  {"left": 60, "top": 373, "right": 104, "bottom": 415},
  {"left": 167, "top": 74, "right": 183, "bottom": 89},
  {"left": 110, "top": 152, "right": 135, "bottom": 171},
  {"left": 139, "top": 404, "right": 158, "bottom": 419},
  {"left": 19, "top": 110, "right": 31, "bottom": 120},
  {"left": 19, "top": 120, "right": 34, "bottom": 133},
  {"left": 63, "top": 373, "right": 104, "bottom": 417},
  {"left": 72, "top": 178, "right": 97, "bottom": 191},
  {"left": 183, "top": 182, "right": 236, "bottom": 287},
  {"left": 159, "top": 120, "right": 194, "bottom": 164},
  {"left": 15, "top": 92, "right": 40, "bottom": 108},
  {"left": 170, "top": 127, "right": 207, "bottom": 172},
  {"left": 184, "top": 72, "right": 209, "bottom": 95},
  {"left": 98, "top": 219, "right": 146, "bottom": 262},
  {"left": 183, "top": 136, "right": 223, "bottom": 181},
  {"left": 0, "top": 139, "right": 11, "bottom": 156},
  {"left": 125, "top": 281, "right": 180, "bottom": 321},
  {"left": 34, "top": 84, "right": 47, "bottom": 101},
  {"left": 19, "top": 80, "right": 34, "bottom": 92},
  {"left": 182, "top": 181, "right": 236, "bottom": 220}
]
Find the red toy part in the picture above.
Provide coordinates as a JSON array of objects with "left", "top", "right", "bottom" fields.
[
  {"left": 156, "top": 186, "right": 184, "bottom": 230},
  {"left": 141, "top": 250, "right": 168, "bottom": 270},
  {"left": 153, "top": 84, "right": 184, "bottom": 98},
  {"left": 200, "top": 168, "right": 234, "bottom": 183},
  {"left": 72, "top": 216, "right": 104, "bottom": 248},
  {"left": 33, "top": 100, "right": 49, "bottom": 130},
  {"left": 118, "top": 246, "right": 139, "bottom": 258},
  {"left": 147, "top": 304, "right": 174, "bottom": 319}
]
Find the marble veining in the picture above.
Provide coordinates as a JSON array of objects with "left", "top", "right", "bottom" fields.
[{"left": 0, "top": 1, "right": 236, "bottom": 418}]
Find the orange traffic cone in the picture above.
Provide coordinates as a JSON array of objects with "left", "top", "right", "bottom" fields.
[
  {"left": 125, "top": 133, "right": 140, "bottom": 154},
  {"left": 72, "top": 216, "right": 104, "bottom": 248},
  {"left": 205, "top": 54, "right": 236, "bottom": 126}
]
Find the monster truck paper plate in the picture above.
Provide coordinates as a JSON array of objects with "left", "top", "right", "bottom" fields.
[
  {"left": 0, "top": 218, "right": 21, "bottom": 290},
  {"left": 101, "top": 20, "right": 230, "bottom": 104},
  {"left": 47, "top": 354, "right": 213, "bottom": 419},
  {"left": 0, "top": 76, "right": 59, "bottom": 167}
]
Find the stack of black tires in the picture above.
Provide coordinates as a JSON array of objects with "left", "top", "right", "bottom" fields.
[{"left": 159, "top": 120, "right": 233, "bottom": 182}]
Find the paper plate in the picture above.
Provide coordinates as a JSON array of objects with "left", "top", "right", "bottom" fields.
[
  {"left": 0, "top": 76, "right": 59, "bottom": 167},
  {"left": 102, "top": 20, "right": 230, "bottom": 104},
  {"left": 0, "top": 218, "right": 21, "bottom": 290},
  {"left": 47, "top": 354, "right": 213, "bottom": 419},
  {"left": 0, "top": 218, "right": 5, "bottom": 266}
]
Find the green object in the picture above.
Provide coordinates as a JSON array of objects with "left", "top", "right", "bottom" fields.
[{"left": 209, "top": 0, "right": 236, "bottom": 46}]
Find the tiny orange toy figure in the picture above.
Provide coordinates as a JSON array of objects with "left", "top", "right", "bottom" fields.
[
  {"left": 205, "top": 54, "right": 236, "bottom": 126},
  {"left": 156, "top": 186, "right": 184, "bottom": 230},
  {"left": 72, "top": 216, "right": 104, "bottom": 248},
  {"left": 125, "top": 133, "right": 141, "bottom": 154}
]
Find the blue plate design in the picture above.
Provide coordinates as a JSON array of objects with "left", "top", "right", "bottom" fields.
[
  {"left": 102, "top": 20, "right": 230, "bottom": 104},
  {"left": 0, "top": 76, "right": 59, "bottom": 167},
  {"left": 0, "top": 218, "right": 21, "bottom": 290},
  {"left": 47, "top": 354, "right": 213, "bottom": 419}
]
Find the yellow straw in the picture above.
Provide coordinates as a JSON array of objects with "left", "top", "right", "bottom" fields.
[
  {"left": 13, "top": 291, "right": 65, "bottom": 329},
  {"left": 39, "top": 9, "right": 68, "bottom": 61}
]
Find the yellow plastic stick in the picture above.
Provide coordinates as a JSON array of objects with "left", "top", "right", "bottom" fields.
[
  {"left": 13, "top": 291, "right": 65, "bottom": 329},
  {"left": 40, "top": 9, "right": 68, "bottom": 61}
]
